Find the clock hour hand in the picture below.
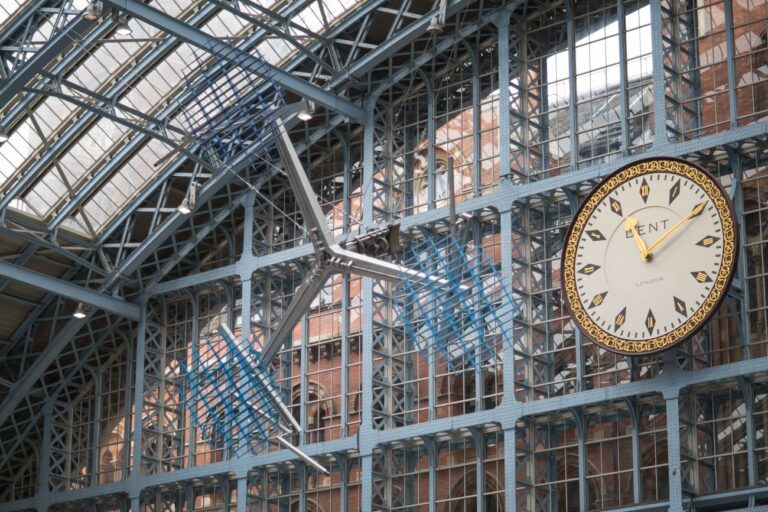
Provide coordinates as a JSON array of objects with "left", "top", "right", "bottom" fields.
[
  {"left": 623, "top": 217, "right": 650, "bottom": 261},
  {"left": 644, "top": 202, "right": 706, "bottom": 257}
]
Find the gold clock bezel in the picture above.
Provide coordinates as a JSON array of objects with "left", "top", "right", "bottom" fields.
[{"left": 561, "top": 157, "right": 739, "bottom": 356}]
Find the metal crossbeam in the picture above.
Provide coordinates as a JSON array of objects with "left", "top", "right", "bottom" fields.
[
  {"left": 102, "top": 0, "right": 364, "bottom": 122},
  {"left": 0, "top": 260, "right": 140, "bottom": 320},
  {"left": 0, "top": 14, "right": 94, "bottom": 109}
]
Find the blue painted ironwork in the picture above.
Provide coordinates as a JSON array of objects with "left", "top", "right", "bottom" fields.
[
  {"left": 186, "top": 327, "right": 284, "bottom": 457},
  {"left": 395, "top": 232, "right": 517, "bottom": 372}
]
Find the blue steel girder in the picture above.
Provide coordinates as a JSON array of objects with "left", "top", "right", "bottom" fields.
[
  {"left": 0, "top": 318, "right": 125, "bottom": 477},
  {"left": 0, "top": 6, "right": 96, "bottom": 112},
  {"left": 0, "top": 0, "right": 482, "bottom": 491},
  {"left": 0, "top": 306, "right": 121, "bottom": 442},
  {"left": 0, "top": 4, "right": 216, "bottom": 215},
  {"left": 142, "top": 1, "right": 497, "bottom": 289},
  {"left": 93, "top": 0, "right": 396, "bottom": 248},
  {"left": 102, "top": 0, "right": 364, "bottom": 122},
  {"left": 0, "top": 259, "right": 140, "bottom": 320},
  {"left": 0, "top": 0, "right": 48, "bottom": 80},
  {"left": 15, "top": 0, "right": 330, "bottom": 241},
  {"left": 114, "top": 0, "right": 481, "bottom": 288}
]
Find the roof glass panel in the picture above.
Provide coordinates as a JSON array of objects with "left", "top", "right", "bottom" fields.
[
  {"left": 78, "top": 138, "right": 173, "bottom": 231},
  {"left": 75, "top": 8, "right": 265, "bottom": 232},
  {"left": 0, "top": 0, "right": 194, "bottom": 196},
  {"left": 31, "top": 0, "right": 369, "bottom": 237},
  {"left": 0, "top": 1, "right": 30, "bottom": 33}
]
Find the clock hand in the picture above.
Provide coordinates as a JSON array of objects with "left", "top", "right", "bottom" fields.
[
  {"left": 644, "top": 202, "right": 706, "bottom": 257},
  {"left": 623, "top": 217, "right": 650, "bottom": 261}
]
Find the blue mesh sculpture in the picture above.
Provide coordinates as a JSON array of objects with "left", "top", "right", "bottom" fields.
[
  {"left": 396, "top": 233, "right": 517, "bottom": 372},
  {"left": 186, "top": 326, "right": 291, "bottom": 457},
  {"left": 178, "top": 43, "right": 284, "bottom": 171}
]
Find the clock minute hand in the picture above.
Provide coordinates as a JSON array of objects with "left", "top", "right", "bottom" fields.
[
  {"left": 644, "top": 202, "right": 706, "bottom": 257},
  {"left": 623, "top": 217, "right": 650, "bottom": 261}
]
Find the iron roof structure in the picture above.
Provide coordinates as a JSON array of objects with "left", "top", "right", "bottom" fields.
[{"left": 0, "top": 0, "right": 485, "bottom": 488}]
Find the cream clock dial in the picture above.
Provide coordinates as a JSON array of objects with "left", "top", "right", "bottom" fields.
[{"left": 561, "top": 157, "right": 738, "bottom": 355}]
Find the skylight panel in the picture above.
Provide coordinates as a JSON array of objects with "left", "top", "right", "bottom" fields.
[
  {"left": 24, "top": 118, "right": 128, "bottom": 217},
  {"left": 0, "top": 2, "right": 29, "bottom": 33},
  {"left": 81, "top": 138, "right": 173, "bottom": 230},
  {"left": 60, "top": 0, "right": 366, "bottom": 237}
]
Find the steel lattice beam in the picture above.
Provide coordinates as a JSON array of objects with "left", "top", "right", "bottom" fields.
[
  {"left": 0, "top": 13, "right": 95, "bottom": 109},
  {"left": 0, "top": 260, "right": 140, "bottom": 320},
  {"left": 103, "top": 0, "right": 364, "bottom": 122}
]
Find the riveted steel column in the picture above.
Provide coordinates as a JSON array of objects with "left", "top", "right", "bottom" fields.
[
  {"left": 89, "top": 370, "right": 102, "bottom": 487},
  {"left": 650, "top": 0, "right": 668, "bottom": 145},
  {"left": 497, "top": 10, "right": 511, "bottom": 182},
  {"left": 241, "top": 194, "right": 256, "bottom": 345},
  {"left": 38, "top": 402, "right": 53, "bottom": 498},
  {"left": 566, "top": 0, "right": 578, "bottom": 173},
  {"left": 361, "top": 98, "right": 376, "bottom": 511},
  {"left": 299, "top": 296, "right": 309, "bottom": 446},
  {"left": 617, "top": 0, "right": 631, "bottom": 155},
  {"left": 131, "top": 304, "right": 147, "bottom": 476},
  {"left": 186, "top": 291, "right": 199, "bottom": 469},
  {"left": 665, "top": 388, "right": 684, "bottom": 511},
  {"left": 425, "top": 436, "right": 437, "bottom": 512},
  {"left": 468, "top": 41, "right": 482, "bottom": 196},
  {"left": 724, "top": 0, "right": 738, "bottom": 128}
]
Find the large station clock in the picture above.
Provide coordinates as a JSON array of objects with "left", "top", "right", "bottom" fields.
[{"left": 561, "top": 157, "right": 738, "bottom": 355}]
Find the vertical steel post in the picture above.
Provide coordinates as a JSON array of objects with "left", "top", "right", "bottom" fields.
[
  {"left": 665, "top": 391, "right": 684, "bottom": 511},
  {"left": 237, "top": 476, "right": 248, "bottom": 512},
  {"left": 241, "top": 193, "right": 256, "bottom": 346},
  {"left": 617, "top": 0, "right": 631, "bottom": 155},
  {"left": 131, "top": 303, "right": 147, "bottom": 476},
  {"left": 38, "top": 402, "right": 53, "bottom": 498},
  {"left": 566, "top": 0, "right": 578, "bottom": 172},
  {"left": 650, "top": 0, "right": 668, "bottom": 145},
  {"left": 361, "top": 99, "right": 377, "bottom": 509},
  {"left": 497, "top": 11, "right": 511, "bottom": 182},
  {"left": 89, "top": 370, "right": 101, "bottom": 487},
  {"left": 724, "top": 0, "right": 738, "bottom": 128}
]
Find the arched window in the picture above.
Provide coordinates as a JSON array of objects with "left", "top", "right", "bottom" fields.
[
  {"left": 291, "top": 382, "right": 335, "bottom": 444},
  {"left": 445, "top": 471, "right": 504, "bottom": 512}
]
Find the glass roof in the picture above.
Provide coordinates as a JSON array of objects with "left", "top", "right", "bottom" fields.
[{"left": 0, "top": 0, "right": 366, "bottom": 238}]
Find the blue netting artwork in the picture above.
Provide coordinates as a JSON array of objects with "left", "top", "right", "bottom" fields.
[
  {"left": 178, "top": 43, "right": 284, "bottom": 171},
  {"left": 395, "top": 233, "right": 517, "bottom": 372},
  {"left": 186, "top": 328, "right": 284, "bottom": 457}
]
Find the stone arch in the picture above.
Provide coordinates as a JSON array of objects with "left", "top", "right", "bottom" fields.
[
  {"left": 290, "top": 497, "right": 325, "bottom": 512},
  {"left": 290, "top": 380, "right": 335, "bottom": 443}
]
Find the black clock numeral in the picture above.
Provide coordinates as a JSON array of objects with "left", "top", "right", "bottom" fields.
[
  {"left": 673, "top": 296, "right": 687, "bottom": 316},
  {"left": 609, "top": 197, "right": 623, "bottom": 217},
  {"left": 588, "top": 291, "right": 608, "bottom": 309},
  {"left": 690, "top": 202, "right": 706, "bottom": 219},
  {"left": 640, "top": 178, "right": 650, "bottom": 204},
  {"left": 691, "top": 271, "right": 713, "bottom": 283},
  {"left": 669, "top": 179, "right": 681, "bottom": 205},
  {"left": 614, "top": 307, "right": 627, "bottom": 331},
  {"left": 578, "top": 264, "right": 601, "bottom": 275},
  {"left": 645, "top": 309, "right": 656, "bottom": 336},
  {"left": 586, "top": 229, "right": 606, "bottom": 241},
  {"left": 696, "top": 235, "right": 720, "bottom": 247}
]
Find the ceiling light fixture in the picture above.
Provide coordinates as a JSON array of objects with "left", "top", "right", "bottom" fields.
[
  {"left": 116, "top": 18, "right": 132, "bottom": 36},
  {"left": 83, "top": 1, "right": 103, "bottom": 20},
  {"left": 177, "top": 182, "right": 198, "bottom": 215},
  {"left": 73, "top": 303, "right": 88, "bottom": 319},
  {"left": 297, "top": 100, "right": 315, "bottom": 121}
]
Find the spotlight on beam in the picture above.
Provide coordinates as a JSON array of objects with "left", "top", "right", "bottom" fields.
[{"left": 73, "top": 303, "right": 88, "bottom": 319}]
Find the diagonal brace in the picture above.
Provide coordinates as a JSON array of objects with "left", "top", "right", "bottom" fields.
[{"left": 102, "top": 0, "right": 364, "bottom": 122}]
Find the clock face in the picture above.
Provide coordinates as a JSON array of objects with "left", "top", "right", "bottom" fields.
[{"left": 561, "top": 157, "right": 738, "bottom": 355}]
